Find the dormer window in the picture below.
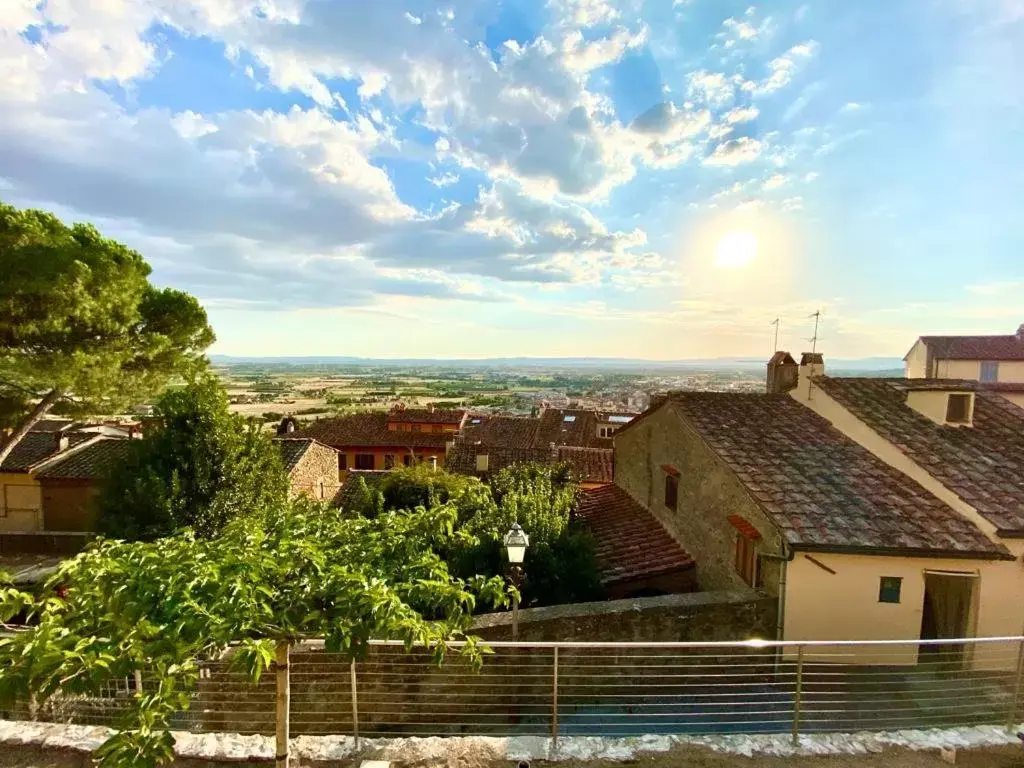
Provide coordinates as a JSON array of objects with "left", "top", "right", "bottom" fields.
[
  {"left": 946, "top": 393, "right": 972, "bottom": 424},
  {"left": 905, "top": 388, "right": 975, "bottom": 426}
]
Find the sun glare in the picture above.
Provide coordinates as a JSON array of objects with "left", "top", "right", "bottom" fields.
[{"left": 714, "top": 231, "right": 758, "bottom": 268}]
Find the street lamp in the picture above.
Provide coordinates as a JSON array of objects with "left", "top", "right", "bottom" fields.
[{"left": 504, "top": 523, "right": 529, "bottom": 641}]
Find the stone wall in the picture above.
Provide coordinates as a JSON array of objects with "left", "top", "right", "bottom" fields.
[
  {"left": 471, "top": 589, "right": 777, "bottom": 642},
  {"left": 289, "top": 442, "right": 341, "bottom": 502},
  {"left": 195, "top": 591, "right": 776, "bottom": 737},
  {"left": 613, "top": 406, "right": 786, "bottom": 595}
]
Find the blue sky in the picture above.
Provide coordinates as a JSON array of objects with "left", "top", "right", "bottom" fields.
[{"left": 1, "top": 0, "right": 1022, "bottom": 359}]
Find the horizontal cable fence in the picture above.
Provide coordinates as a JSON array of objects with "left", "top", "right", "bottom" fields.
[{"left": 3, "top": 637, "right": 1023, "bottom": 743}]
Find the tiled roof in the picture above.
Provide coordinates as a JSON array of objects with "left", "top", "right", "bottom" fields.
[
  {"left": 387, "top": 407, "right": 465, "bottom": 424},
  {"left": 535, "top": 409, "right": 614, "bottom": 449},
  {"left": 577, "top": 484, "right": 695, "bottom": 586},
  {"left": 28, "top": 419, "right": 76, "bottom": 433},
  {"left": 332, "top": 470, "right": 388, "bottom": 509},
  {"left": 768, "top": 352, "right": 796, "bottom": 365},
  {"left": 444, "top": 442, "right": 548, "bottom": 476},
  {"left": 919, "top": 333, "right": 1024, "bottom": 361},
  {"left": 274, "top": 437, "right": 314, "bottom": 472},
  {"left": 0, "top": 432, "right": 95, "bottom": 473},
  {"left": 556, "top": 446, "right": 614, "bottom": 483},
  {"left": 293, "top": 412, "right": 450, "bottom": 449},
  {"left": 460, "top": 414, "right": 540, "bottom": 447},
  {"left": 35, "top": 438, "right": 133, "bottom": 480},
  {"left": 813, "top": 377, "right": 1024, "bottom": 535},
  {"left": 667, "top": 392, "right": 1009, "bottom": 557}
]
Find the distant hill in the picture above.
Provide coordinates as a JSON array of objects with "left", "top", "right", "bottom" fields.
[{"left": 210, "top": 354, "right": 905, "bottom": 372}]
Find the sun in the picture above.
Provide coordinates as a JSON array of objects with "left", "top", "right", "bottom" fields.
[{"left": 714, "top": 231, "right": 758, "bottom": 268}]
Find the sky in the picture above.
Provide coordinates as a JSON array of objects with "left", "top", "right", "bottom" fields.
[{"left": 1, "top": 0, "right": 1022, "bottom": 360}]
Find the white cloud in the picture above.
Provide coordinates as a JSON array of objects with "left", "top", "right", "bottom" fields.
[
  {"left": 840, "top": 101, "right": 864, "bottom": 113},
  {"left": 804, "top": 171, "right": 819, "bottom": 182},
  {"left": 561, "top": 26, "right": 648, "bottom": 74},
  {"left": 703, "top": 137, "right": 764, "bottom": 166},
  {"left": 724, "top": 105, "right": 760, "bottom": 124},
  {"left": 428, "top": 172, "right": 460, "bottom": 187},
  {"left": 170, "top": 111, "right": 219, "bottom": 140},
  {"left": 756, "top": 41, "right": 819, "bottom": 95},
  {"left": 688, "top": 71, "right": 734, "bottom": 106},
  {"left": 404, "top": 12, "right": 422, "bottom": 25},
  {"left": 718, "top": 9, "right": 774, "bottom": 48},
  {"left": 762, "top": 173, "right": 788, "bottom": 190},
  {"left": 552, "top": 0, "right": 620, "bottom": 28}
]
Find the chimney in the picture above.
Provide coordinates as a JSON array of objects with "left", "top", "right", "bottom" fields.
[
  {"left": 429, "top": 456, "right": 438, "bottom": 472},
  {"left": 766, "top": 351, "right": 799, "bottom": 394},
  {"left": 276, "top": 417, "right": 297, "bottom": 436},
  {"left": 798, "top": 352, "right": 825, "bottom": 393},
  {"left": 55, "top": 434, "right": 69, "bottom": 453},
  {"left": 1017, "top": 323, "right": 1024, "bottom": 342}
]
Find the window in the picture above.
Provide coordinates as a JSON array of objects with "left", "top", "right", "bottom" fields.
[
  {"left": 980, "top": 361, "right": 999, "bottom": 383},
  {"left": 735, "top": 535, "right": 759, "bottom": 587},
  {"left": 403, "top": 454, "right": 412, "bottom": 466},
  {"left": 664, "top": 473, "right": 678, "bottom": 510},
  {"left": 318, "top": 481, "right": 325, "bottom": 500},
  {"left": 354, "top": 453, "right": 375, "bottom": 470},
  {"left": 946, "top": 393, "right": 971, "bottom": 424},
  {"left": 563, "top": 415, "right": 576, "bottom": 422},
  {"left": 879, "top": 576, "right": 902, "bottom": 604},
  {"left": 338, "top": 453, "right": 348, "bottom": 472},
  {"left": 383, "top": 454, "right": 395, "bottom": 469},
  {"left": 475, "top": 454, "right": 489, "bottom": 472}
]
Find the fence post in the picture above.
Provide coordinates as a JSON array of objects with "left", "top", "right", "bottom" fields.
[
  {"left": 791, "top": 645, "right": 804, "bottom": 746},
  {"left": 350, "top": 657, "right": 360, "bottom": 750},
  {"left": 551, "top": 647, "right": 559, "bottom": 748},
  {"left": 1009, "top": 638, "right": 1024, "bottom": 731},
  {"left": 275, "top": 641, "right": 290, "bottom": 768}
]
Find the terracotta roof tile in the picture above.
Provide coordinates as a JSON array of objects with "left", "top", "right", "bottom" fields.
[
  {"left": 535, "top": 409, "right": 614, "bottom": 449},
  {"left": 668, "top": 392, "right": 1009, "bottom": 557},
  {"left": 0, "top": 432, "right": 95, "bottom": 473},
  {"left": 919, "top": 334, "right": 1024, "bottom": 361},
  {"left": 292, "top": 412, "right": 450, "bottom": 449},
  {"left": 274, "top": 437, "right": 314, "bottom": 472},
  {"left": 35, "top": 438, "right": 132, "bottom": 480},
  {"left": 555, "top": 446, "right": 614, "bottom": 483},
  {"left": 387, "top": 407, "right": 466, "bottom": 424},
  {"left": 332, "top": 470, "right": 388, "bottom": 509},
  {"left": 577, "top": 485, "right": 695, "bottom": 586},
  {"left": 813, "top": 377, "right": 1024, "bottom": 534}
]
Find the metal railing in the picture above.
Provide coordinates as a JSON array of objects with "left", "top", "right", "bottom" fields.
[{"left": 4, "top": 636, "right": 1023, "bottom": 745}]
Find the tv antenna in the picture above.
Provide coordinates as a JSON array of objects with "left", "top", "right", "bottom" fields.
[
  {"left": 808, "top": 310, "right": 821, "bottom": 354},
  {"left": 770, "top": 318, "right": 780, "bottom": 353}
]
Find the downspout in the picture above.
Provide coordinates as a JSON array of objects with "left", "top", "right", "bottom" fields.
[{"left": 760, "top": 540, "right": 794, "bottom": 644}]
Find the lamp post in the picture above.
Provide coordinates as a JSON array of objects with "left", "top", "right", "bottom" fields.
[{"left": 504, "top": 523, "right": 529, "bottom": 641}]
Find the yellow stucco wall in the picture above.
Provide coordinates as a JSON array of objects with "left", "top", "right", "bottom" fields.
[
  {"left": 905, "top": 389, "right": 974, "bottom": 425},
  {"left": 783, "top": 549, "right": 1023, "bottom": 667},
  {"left": 934, "top": 359, "right": 1024, "bottom": 383},
  {"left": 0, "top": 473, "right": 43, "bottom": 532},
  {"left": 789, "top": 381, "right": 1024, "bottom": 667},
  {"left": 1002, "top": 392, "right": 1024, "bottom": 409},
  {"left": 904, "top": 341, "right": 929, "bottom": 378}
]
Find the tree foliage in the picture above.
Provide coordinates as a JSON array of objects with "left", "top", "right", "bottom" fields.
[
  {"left": 98, "top": 376, "right": 289, "bottom": 540},
  {"left": 0, "top": 202, "right": 215, "bottom": 461},
  {"left": 344, "top": 463, "right": 603, "bottom": 607},
  {"left": 0, "top": 498, "right": 508, "bottom": 767}
]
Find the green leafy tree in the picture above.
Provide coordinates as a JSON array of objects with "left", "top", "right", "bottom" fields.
[
  {"left": 0, "top": 203, "right": 215, "bottom": 465},
  {"left": 98, "top": 376, "right": 289, "bottom": 540},
  {"left": 0, "top": 498, "right": 508, "bottom": 767},
  {"left": 454, "top": 463, "right": 603, "bottom": 606}
]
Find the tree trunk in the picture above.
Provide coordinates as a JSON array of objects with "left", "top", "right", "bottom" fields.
[{"left": 0, "top": 389, "right": 62, "bottom": 467}]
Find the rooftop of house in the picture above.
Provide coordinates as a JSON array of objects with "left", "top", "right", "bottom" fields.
[
  {"left": 813, "top": 377, "right": 1024, "bottom": 535},
  {"left": 387, "top": 406, "right": 466, "bottom": 424},
  {"left": 577, "top": 484, "right": 695, "bottom": 587},
  {"left": 28, "top": 418, "right": 76, "bottom": 433},
  {"left": 292, "top": 412, "right": 450, "bottom": 449},
  {"left": 664, "top": 392, "right": 1010, "bottom": 558},
  {"left": 0, "top": 432, "right": 97, "bottom": 473},
  {"left": 535, "top": 409, "right": 614, "bottom": 449},
  {"left": 555, "top": 446, "right": 614, "bottom": 484},
  {"left": 445, "top": 442, "right": 548, "bottom": 476},
  {"left": 460, "top": 414, "right": 541, "bottom": 446},
  {"left": 35, "top": 438, "right": 133, "bottom": 480},
  {"left": 332, "top": 470, "right": 388, "bottom": 509},
  {"left": 914, "top": 326, "right": 1024, "bottom": 361},
  {"left": 273, "top": 437, "right": 329, "bottom": 473}
]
